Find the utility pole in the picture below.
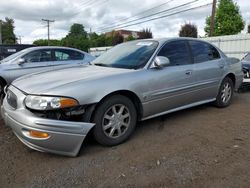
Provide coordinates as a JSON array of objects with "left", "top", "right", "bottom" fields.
[
  {"left": 42, "top": 19, "right": 55, "bottom": 45},
  {"left": 0, "top": 20, "right": 2, "bottom": 44},
  {"left": 209, "top": 0, "right": 217, "bottom": 37},
  {"left": 17, "top": 35, "right": 23, "bottom": 44}
]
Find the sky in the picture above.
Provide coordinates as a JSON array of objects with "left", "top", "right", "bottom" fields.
[{"left": 0, "top": 0, "right": 249, "bottom": 44}]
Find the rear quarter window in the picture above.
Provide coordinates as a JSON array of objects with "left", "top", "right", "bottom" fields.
[{"left": 189, "top": 41, "right": 220, "bottom": 63}]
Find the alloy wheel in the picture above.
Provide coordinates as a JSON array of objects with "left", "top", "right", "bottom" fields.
[
  {"left": 102, "top": 104, "right": 131, "bottom": 139},
  {"left": 221, "top": 82, "right": 232, "bottom": 104}
]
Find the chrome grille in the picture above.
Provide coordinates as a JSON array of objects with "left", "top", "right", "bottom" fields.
[{"left": 6, "top": 89, "right": 17, "bottom": 109}]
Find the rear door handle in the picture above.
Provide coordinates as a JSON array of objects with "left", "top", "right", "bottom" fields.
[{"left": 185, "top": 70, "right": 192, "bottom": 75}]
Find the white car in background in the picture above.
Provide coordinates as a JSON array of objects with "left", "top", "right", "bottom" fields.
[{"left": 0, "top": 46, "right": 95, "bottom": 93}]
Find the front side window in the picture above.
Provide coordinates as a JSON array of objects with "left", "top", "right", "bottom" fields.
[
  {"left": 158, "top": 40, "right": 191, "bottom": 66},
  {"left": 22, "top": 50, "right": 52, "bottom": 63},
  {"left": 54, "top": 49, "right": 83, "bottom": 61},
  {"left": 189, "top": 41, "right": 220, "bottom": 64}
]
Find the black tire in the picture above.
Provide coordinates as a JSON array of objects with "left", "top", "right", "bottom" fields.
[
  {"left": 93, "top": 95, "right": 137, "bottom": 146},
  {"left": 214, "top": 77, "right": 234, "bottom": 108},
  {"left": 0, "top": 79, "right": 5, "bottom": 95}
]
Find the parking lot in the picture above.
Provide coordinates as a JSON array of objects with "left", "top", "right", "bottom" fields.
[{"left": 0, "top": 91, "right": 249, "bottom": 187}]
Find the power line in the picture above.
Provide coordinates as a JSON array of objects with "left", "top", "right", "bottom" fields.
[
  {"left": 95, "top": 0, "right": 175, "bottom": 29},
  {"left": 98, "top": 2, "right": 212, "bottom": 33},
  {"left": 73, "top": 0, "right": 108, "bottom": 16},
  {"left": 42, "top": 19, "right": 55, "bottom": 45},
  {"left": 17, "top": 35, "right": 23, "bottom": 44},
  {"left": 95, "top": 0, "right": 200, "bottom": 32}
]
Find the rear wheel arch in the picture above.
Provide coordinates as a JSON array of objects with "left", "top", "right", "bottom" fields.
[{"left": 224, "top": 73, "right": 236, "bottom": 87}]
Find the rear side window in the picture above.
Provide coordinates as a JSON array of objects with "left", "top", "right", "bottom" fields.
[
  {"left": 189, "top": 41, "right": 220, "bottom": 63},
  {"left": 158, "top": 40, "right": 191, "bottom": 66},
  {"left": 54, "top": 49, "right": 84, "bottom": 61}
]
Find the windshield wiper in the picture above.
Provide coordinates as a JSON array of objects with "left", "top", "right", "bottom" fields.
[{"left": 93, "top": 63, "right": 110, "bottom": 67}]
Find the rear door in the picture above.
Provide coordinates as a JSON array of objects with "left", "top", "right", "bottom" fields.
[
  {"left": 50, "top": 49, "right": 85, "bottom": 70},
  {"left": 189, "top": 40, "right": 224, "bottom": 100}
]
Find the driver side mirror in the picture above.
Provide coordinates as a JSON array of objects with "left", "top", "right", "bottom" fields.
[
  {"left": 17, "top": 58, "right": 26, "bottom": 65},
  {"left": 154, "top": 56, "right": 170, "bottom": 68}
]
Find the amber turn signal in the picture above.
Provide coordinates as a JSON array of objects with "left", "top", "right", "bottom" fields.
[
  {"left": 60, "top": 98, "right": 79, "bottom": 108},
  {"left": 29, "top": 130, "right": 49, "bottom": 138}
]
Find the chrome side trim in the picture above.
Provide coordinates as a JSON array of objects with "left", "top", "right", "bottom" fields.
[{"left": 141, "top": 98, "right": 215, "bottom": 121}]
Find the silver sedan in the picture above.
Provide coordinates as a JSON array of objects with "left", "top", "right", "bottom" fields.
[
  {"left": 1, "top": 38, "right": 243, "bottom": 156},
  {"left": 0, "top": 46, "right": 95, "bottom": 93}
]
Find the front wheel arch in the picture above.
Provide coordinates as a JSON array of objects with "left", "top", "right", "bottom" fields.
[{"left": 89, "top": 90, "right": 143, "bottom": 122}]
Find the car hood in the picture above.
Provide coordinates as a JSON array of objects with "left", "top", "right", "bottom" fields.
[{"left": 12, "top": 65, "right": 132, "bottom": 94}]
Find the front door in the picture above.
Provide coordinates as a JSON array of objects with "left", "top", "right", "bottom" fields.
[
  {"left": 143, "top": 40, "right": 197, "bottom": 117},
  {"left": 5, "top": 49, "right": 53, "bottom": 83}
]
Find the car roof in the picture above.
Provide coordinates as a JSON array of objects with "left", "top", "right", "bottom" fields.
[
  {"left": 140, "top": 37, "right": 214, "bottom": 44},
  {"left": 25, "top": 46, "right": 86, "bottom": 53}
]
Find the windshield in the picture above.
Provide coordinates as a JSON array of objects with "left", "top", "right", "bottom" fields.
[
  {"left": 92, "top": 40, "right": 159, "bottom": 69},
  {"left": 0, "top": 48, "right": 30, "bottom": 63},
  {"left": 242, "top": 53, "right": 250, "bottom": 61}
]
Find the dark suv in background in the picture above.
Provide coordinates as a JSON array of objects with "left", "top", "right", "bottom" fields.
[{"left": 0, "top": 44, "right": 35, "bottom": 60}]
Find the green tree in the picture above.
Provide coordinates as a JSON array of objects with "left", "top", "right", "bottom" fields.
[
  {"left": 67, "top": 23, "right": 87, "bottom": 38},
  {"left": 248, "top": 24, "right": 250, "bottom": 33},
  {"left": 204, "top": 0, "right": 245, "bottom": 36},
  {"left": 139, "top": 28, "right": 153, "bottom": 39},
  {"left": 1, "top": 17, "right": 16, "bottom": 44},
  {"left": 179, "top": 23, "right": 198, "bottom": 38},
  {"left": 61, "top": 36, "right": 89, "bottom": 51},
  {"left": 61, "top": 23, "right": 89, "bottom": 51},
  {"left": 33, "top": 39, "right": 61, "bottom": 46},
  {"left": 125, "top": 35, "right": 136, "bottom": 41}
]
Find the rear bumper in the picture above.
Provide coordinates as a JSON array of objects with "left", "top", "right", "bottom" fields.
[{"left": 1, "top": 87, "right": 95, "bottom": 157}]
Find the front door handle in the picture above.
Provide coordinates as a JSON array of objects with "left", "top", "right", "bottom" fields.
[
  {"left": 219, "top": 63, "right": 225, "bottom": 69},
  {"left": 185, "top": 70, "right": 192, "bottom": 75}
]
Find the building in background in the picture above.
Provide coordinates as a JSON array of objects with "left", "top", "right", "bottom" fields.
[{"left": 105, "top": 30, "right": 143, "bottom": 40}]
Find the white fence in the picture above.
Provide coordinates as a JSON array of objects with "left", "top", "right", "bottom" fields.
[
  {"left": 88, "top": 34, "right": 250, "bottom": 59},
  {"left": 202, "top": 34, "right": 250, "bottom": 59}
]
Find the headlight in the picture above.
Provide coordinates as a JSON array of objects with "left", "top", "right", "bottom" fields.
[{"left": 25, "top": 95, "right": 79, "bottom": 110}]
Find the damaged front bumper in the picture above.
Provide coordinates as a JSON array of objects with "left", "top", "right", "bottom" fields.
[{"left": 1, "top": 85, "right": 95, "bottom": 157}]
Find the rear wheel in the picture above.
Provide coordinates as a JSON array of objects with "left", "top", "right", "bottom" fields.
[
  {"left": 214, "top": 77, "right": 234, "bottom": 108},
  {"left": 93, "top": 95, "right": 137, "bottom": 146}
]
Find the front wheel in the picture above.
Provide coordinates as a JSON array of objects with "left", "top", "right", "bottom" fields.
[
  {"left": 214, "top": 77, "right": 234, "bottom": 108},
  {"left": 93, "top": 95, "right": 137, "bottom": 146}
]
